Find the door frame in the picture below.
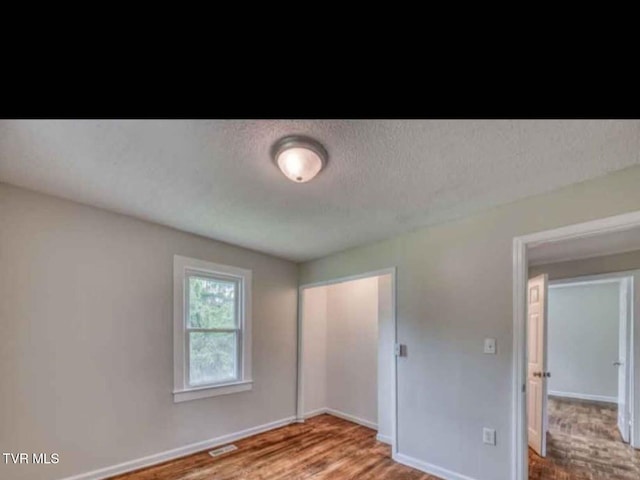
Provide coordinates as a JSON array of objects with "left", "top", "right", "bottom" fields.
[
  {"left": 512, "top": 210, "right": 640, "bottom": 480},
  {"left": 297, "top": 267, "right": 398, "bottom": 457}
]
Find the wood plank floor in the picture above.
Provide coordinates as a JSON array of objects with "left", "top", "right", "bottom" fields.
[
  {"left": 529, "top": 397, "right": 640, "bottom": 479},
  {"left": 109, "top": 414, "right": 439, "bottom": 479}
]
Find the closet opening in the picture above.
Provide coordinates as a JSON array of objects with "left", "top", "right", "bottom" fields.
[{"left": 297, "top": 269, "right": 397, "bottom": 453}]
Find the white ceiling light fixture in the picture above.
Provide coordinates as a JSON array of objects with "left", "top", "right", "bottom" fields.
[{"left": 272, "top": 136, "right": 328, "bottom": 183}]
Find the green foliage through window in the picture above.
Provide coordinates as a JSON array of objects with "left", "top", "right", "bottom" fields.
[
  {"left": 187, "top": 275, "right": 239, "bottom": 386},
  {"left": 189, "top": 332, "right": 236, "bottom": 385},
  {"left": 188, "top": 276, "right": 236, "bottom": 329}
]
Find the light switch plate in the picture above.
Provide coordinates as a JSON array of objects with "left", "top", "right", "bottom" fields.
[
  {"left": 483, "top": 428, "right": 496, "bottom": 445},
  {"left": 394, "top": 344, "right": 407, "bottom": 357},
  {"left": 484, "top": 338, "right": 496, "bottom": 354}
]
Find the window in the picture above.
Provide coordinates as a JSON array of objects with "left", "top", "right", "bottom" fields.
[{"left": 173, "top": 255, "right": 252, "bottom": 402}]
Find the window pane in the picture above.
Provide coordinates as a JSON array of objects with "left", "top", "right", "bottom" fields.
[
  {"left": 188, "top": 275, "right": 237, "bottom": 328},
  {"left": 189, "top": 332, "right": 237, "bottom": 386}
]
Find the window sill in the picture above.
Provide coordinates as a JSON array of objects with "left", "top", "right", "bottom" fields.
[{"left": 173, "top": 380, "right": 253, "bottom": 403}]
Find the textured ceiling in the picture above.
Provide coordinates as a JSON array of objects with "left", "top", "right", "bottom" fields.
[
  {"left": 0, "top": 120, "right": 639, "bottom": 262},
  {"left": 529, "top": 225, "right": 640, "bottom": 266}
]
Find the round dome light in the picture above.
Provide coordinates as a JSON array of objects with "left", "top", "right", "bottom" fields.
[{"left": 272, "top": 136, "right": 328, "bottom": 183}]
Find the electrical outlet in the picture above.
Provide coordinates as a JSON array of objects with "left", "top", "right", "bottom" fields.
[{"left": 483, "top": 428, "right": 496, "bottom": 446}]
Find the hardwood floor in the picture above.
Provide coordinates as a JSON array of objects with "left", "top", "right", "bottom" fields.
[
  {"left": 109, "top": 414, "right": 438, "bottom": 479},
  {"left": 529, "top": 397, "right": 640, "bottom": 479}
]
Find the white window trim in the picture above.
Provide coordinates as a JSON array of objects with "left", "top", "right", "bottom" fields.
[{"left": 173, "top": 255, "right": 252, "bottom": 403}]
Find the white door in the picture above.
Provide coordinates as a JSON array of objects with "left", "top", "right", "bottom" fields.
[
  {"left": 617, "top": 278, "right": 630, "bottom": 443},
  {"left": 527, "top": 274, "right": 548, "bottom": 457}
]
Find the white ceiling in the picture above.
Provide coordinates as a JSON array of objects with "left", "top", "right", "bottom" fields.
[
  {"left": 528, "top": 226, "right": 640, "bottom": 266},
  {"left": 1, "top": 120, "right": 639, "bottom": 262}
]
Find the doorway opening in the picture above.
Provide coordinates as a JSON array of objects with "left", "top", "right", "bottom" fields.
[
  {"left": 297, "top": 268, "right": 397, "bottom": 456},
  {"left": 527, "top": 271, "right": 636, "bottom": 479},
  {"left": 513, "top": 211, "right": 640, "bottom": 480}
]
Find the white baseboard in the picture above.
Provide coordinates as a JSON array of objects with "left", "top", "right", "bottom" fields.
[
  {"left": 303, "top": 407, "right": 329, "bottom": 419},
  {"left": 325, "top": 408, "right": 378, "bottom": 430},
  {"left": 59, "top": 416, "right": 296, "bottom": 480},
  {"left": 59, "top": 411, "right": 469, "bottom": 480},
  {"left": 303, "top": 407, "right": 378, "bottom": 431},
  {"left": 393, "top": 453, "right": 478, "bottom": 480},
  {"left": 549, "top": 390, "right": 617, "bottom": 404}
]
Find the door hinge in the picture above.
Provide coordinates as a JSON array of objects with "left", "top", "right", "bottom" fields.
[{"left": 522, "top": 383, "right": 526, "bottom": 393}]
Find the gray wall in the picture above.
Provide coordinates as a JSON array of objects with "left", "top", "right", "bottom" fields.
[
  {"left": 302, "top": 286, "right": 328, "bottom": 414},
  {"left": 299, "top": 165, "right": 640, "bottom": 480},
  {"left": 0, "top": 184, "right": 298, "bottom": 480},
  {"left": 547, "top": 283, "right": 619, "bottom": 399},
  {"left": 530, "top": 249, "right": 640, "bottom": 280},
  {"left": 326, "top": 277, "right": 379, "bottom": 425}
]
